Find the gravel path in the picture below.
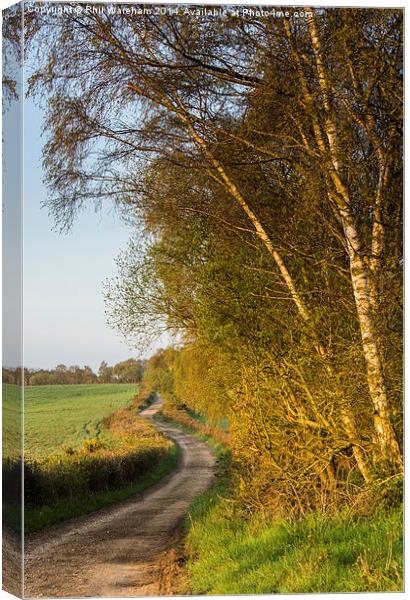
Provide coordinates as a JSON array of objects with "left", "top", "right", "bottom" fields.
[{"left": 24, "top": 398, "right": 216, "bottom": 597}]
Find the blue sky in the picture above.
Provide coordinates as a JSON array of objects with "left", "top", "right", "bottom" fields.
[
  {"left": 24, "top": 99, "right": 136, "bottom": 371},
  {"left": 3, "top": 95, "right": 166, "bottom": 372}
]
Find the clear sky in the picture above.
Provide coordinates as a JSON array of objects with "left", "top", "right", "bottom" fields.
[{"left": 3, "top": 95, "right": 166, "bottom": 372}]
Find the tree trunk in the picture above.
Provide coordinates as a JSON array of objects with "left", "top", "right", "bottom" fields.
[
  {"left": 307, "top": 13, "right": 402, "bottom": 472},
  {"left": 183, "top": 112, "right": 374, "bottom": 482},
  {"left": 343, "top": 217, "right": 402, "bottom": 470}
]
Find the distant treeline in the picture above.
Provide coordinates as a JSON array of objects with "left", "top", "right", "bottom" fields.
[{"left": 2, "top": 359, "right": 145, "bottom": 386}]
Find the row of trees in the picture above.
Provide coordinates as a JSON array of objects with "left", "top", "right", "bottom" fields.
[
  {"left": 2, "top": 359, "right": 145, "bottom": 386},
  {"left": 10, "top": 6, "right": 402, "bottom": 513}
]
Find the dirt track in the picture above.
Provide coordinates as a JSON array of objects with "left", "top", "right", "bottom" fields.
[{"left": 24, "top": 398, "right": 216, "bottom": 597}]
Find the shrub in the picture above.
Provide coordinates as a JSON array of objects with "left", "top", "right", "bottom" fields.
[{"left": 8, "top": 408, "right": 174, "bottom": 509}]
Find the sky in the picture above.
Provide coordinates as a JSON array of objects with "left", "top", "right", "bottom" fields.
[{"left": 3, "top": 93, "right": 167, "bottom": 372}]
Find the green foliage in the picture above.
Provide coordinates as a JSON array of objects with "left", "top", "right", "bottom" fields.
[
  {"left": 112, "top": 358, "right": 144, "bottom": 383},
  {"left": 97, "top": 361, "right": 114, "bottom": 383},
  {"left": 160, "top": 405, "right": 399, "bottom": 593},
  {"left": 143, "top": 348, "right": 183, "bottom": 410},
  {"left": 370, "top": 474, "right": 403, "bottom": 511},
  {"left": 96, "top": 8, "right": 402, "bottom": 508},
  {"left": 17, "top": 11, "right": 403, "bottom": 591},
  {"left": 3, "top": 359, "right": 144, "bottom": 386}
]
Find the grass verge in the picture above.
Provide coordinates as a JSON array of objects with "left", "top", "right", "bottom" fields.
[
  {"left": 158, "top": 412, "right": 403, "bottom": 594},
  {"left": 184, "top": 485, "right": 403, "bottom": 594}
]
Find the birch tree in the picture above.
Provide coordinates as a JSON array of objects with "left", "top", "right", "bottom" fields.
[{"left": 28, "top": 7, "right": 402, "bottom": 478}]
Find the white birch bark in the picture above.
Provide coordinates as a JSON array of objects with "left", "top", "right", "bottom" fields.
[
  {"left": 307, "top": 13, "right": 402, "bottom": 470},
  {"left": 283, "top": 20, "right": 372, "bottom": 481}
]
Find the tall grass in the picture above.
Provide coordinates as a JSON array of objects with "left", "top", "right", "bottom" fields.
[
  {"left": 184, "top": 458, "right": 403, "bottom": 594},
  {"left": 23, "top": 444, "right": 180, "bottom": 532},
  {"left": 23, "top": 441, "right": 171, "bottom": 507},
  {"left": 157, "top": 406, "right": 229, "bottom": 446}
]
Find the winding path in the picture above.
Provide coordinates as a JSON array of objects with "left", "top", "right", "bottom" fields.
[{"left": 24, "top": 398, "right": 216, "bottom": 597}]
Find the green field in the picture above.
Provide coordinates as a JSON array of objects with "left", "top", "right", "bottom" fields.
[
  {"left": 23, "top": 383, "right": 138, "bottom": 458},
  {"left": 2, "top": 384, "right": 22, "bottom": 458}
]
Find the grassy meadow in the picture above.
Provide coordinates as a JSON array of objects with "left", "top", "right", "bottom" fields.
[
  {"left": 2, "top": 383, "right": 22, "bottom": 459},
  {"left": 23, "top": 383, "right": 139, "bottom": 458}
]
